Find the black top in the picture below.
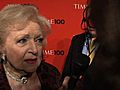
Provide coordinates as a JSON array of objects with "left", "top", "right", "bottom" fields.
[{"left": 0, "top": 61, "right": 61, "bottom": 90}]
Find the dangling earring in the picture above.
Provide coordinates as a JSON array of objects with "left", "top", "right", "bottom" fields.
[{"left": 0, "top": 54, "right": 7, "bottom": 64}]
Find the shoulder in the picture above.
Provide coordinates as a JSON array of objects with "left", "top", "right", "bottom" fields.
[
  {"left": 70, "top": 33, "right": 86, "bottom": 45},
  {"left": 0, "top": 64, "right": 11, "bottom": 90},
  {"left": 38, "top": 61, "right": 60, "bottom": 76},
  {"left": 72, "top": 33, "right": 86, "bottom": 41}
]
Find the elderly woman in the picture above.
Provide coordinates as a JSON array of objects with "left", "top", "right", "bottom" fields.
[{"left": 0, "top": 4, "right": 61, "bottom": 90}]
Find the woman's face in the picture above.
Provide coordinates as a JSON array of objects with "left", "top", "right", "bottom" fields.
[{"left": 4, "top": 21, "right": 44, "bottom": 72}]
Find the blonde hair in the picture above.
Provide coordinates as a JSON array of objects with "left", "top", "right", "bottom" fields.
[{"left": 0, "top": 4, "right": 51, "bottom": 45}]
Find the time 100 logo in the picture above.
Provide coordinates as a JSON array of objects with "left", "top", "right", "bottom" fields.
[
  {"left": 43, "top": 50, "right": 64, "bottom": 55},
  {"left": 48, "top": 19, "right": 65, "bottom": 24}
]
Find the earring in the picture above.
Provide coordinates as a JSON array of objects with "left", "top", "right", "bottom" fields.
[{"left": 0, "top": 54, "right": 7, "bottom": 64}]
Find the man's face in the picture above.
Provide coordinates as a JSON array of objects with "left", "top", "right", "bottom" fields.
[
  {"left": 4, "top": 21, "right": 44, "bottom": 72},
  {"left": 89, "top": 29, "right": 96, "bottom": 38}
]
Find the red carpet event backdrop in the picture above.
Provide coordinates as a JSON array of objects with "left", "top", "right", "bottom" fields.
[{"left": 0, "top": 0, "right": 87, "bottom": 73}]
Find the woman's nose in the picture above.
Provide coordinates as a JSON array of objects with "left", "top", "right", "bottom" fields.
[{"left": 29, "top": 40, "right": 38, "bottom": 55}]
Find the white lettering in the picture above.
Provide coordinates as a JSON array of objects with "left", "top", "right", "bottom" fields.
[
  {"left": 43, "top": 50, "right": 54, "bottom": 55},
  {"left": 73, "top": 4, "right": 87, "bottom": 9}
]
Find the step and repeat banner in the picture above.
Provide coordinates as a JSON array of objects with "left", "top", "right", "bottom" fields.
[{"left": 0, "top": 0, "right": 87, "bottom": 72}]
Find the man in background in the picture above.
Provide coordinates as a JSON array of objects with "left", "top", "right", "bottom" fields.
[{"left": 60, "top": 6, "right": 98, "bottom": 90}]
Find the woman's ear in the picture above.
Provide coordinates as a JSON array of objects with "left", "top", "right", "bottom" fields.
[{"left": 0, "top": 45, "right": 7, "bottom": 64}]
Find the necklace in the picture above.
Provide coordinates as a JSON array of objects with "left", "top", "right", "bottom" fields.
[{"left": 4, "top": 65, "right": 28, "bottom": 84}]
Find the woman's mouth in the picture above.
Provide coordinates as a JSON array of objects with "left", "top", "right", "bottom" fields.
[{"left": 24, "top": 58, "right": 37, "bottom": 64}]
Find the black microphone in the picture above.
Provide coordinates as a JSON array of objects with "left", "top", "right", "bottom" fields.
[{"left": 67, "top": 54, "right": 90, "bottom": 90}]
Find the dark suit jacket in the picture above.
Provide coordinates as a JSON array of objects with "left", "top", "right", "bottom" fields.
[
  {"left": 62, "top": 33, "right": 87, "bottom": 77},
  {"left": 61, "top": 32, "right": 91, "bottom": 90},
  {"left": 62, "top": 32, "right": 120, "bottom": 90},
  {"left": 88, "top": 43, "right": 120, "bottom": 90}
]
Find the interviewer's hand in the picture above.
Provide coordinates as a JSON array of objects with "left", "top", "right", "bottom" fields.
[{"left": 59, "top": 76, "right": 70, "bottom": 90}]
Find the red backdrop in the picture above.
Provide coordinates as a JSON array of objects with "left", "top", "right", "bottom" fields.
[{"left": 0, "top": 0, "right": 86, "bottom": 73}]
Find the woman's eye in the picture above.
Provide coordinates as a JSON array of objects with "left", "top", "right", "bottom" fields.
[
  {"left": 36, "top": 38, "right": 43, "bottom": 44},
  {"left": 17, "top": 38, "right": 27, "bottom": 44}
]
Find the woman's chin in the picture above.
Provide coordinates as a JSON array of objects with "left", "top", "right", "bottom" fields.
[
  {"left": 25, "top": 66, "right": 39, "bottom": 73},
  {"left": 23, "top": 60, "right": 41, "bottom": 72}
]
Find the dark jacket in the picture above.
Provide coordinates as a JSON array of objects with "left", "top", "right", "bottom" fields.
[
  {"left": 62, "top": 33, "right": 87, "bottom": 78},
  {"left": 62, "top": 32, "right": 120, "bottom": 90},
  {"left": 88, "top": 43, "right": 120, "bottom": 90},
  {"left": 0, "top": 61, "right": 61, "bottom": 90},
  {"left": 61, "top": 33, "right": 91, "bottom": 90}
]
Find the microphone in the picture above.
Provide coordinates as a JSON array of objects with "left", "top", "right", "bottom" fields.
[{"left": 67, "top": 54, "right": 90, "bottom": 90}]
